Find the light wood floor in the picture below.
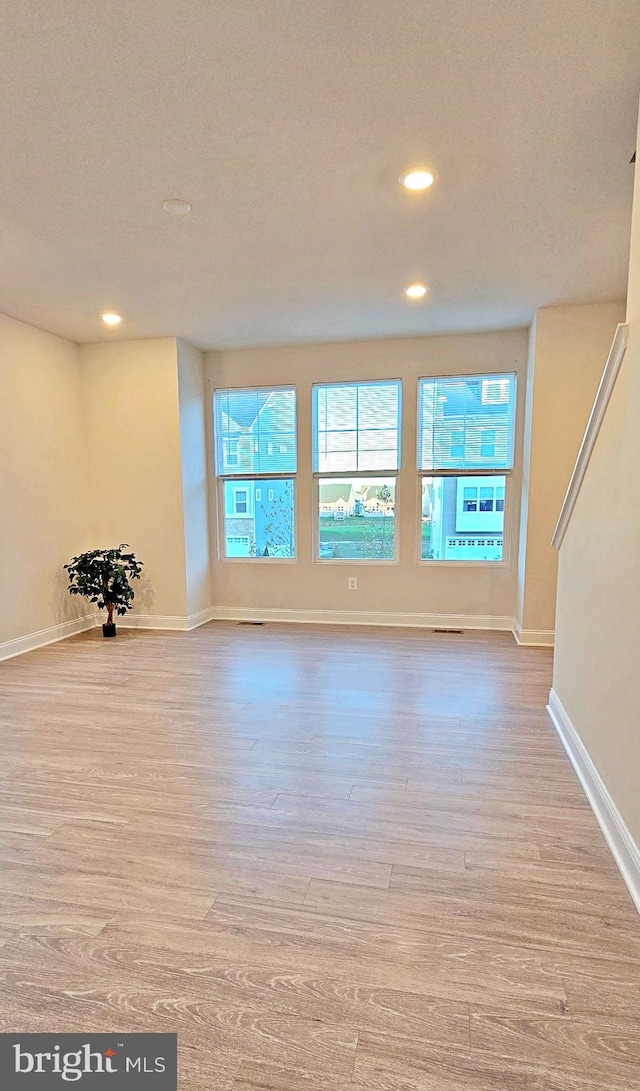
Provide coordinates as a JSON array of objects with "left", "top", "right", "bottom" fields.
[{"left": 0, "top": 623, "right": 638, "bottom": 1090}]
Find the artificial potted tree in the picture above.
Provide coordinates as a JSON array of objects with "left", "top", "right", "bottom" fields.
[{"left": 64, "top": 544, "right": 143, "bottom": 637}]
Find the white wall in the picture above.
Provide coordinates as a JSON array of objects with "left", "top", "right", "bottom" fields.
[
  {"left": 206, "top": 329, "right": 528, "bottom": 625},
  {"left": 516, "top": 301, "right": 625, "bottom": 644},
  {"left": 552, "top": 109, "right": 640, "bottom": 851},
  {"left": 177, "top": 338, "right": 213, "bottom": 617},
  {"left": 0, "top": 314, "right": 90, "bottom": 652},
  {"left": 79, "top": 339, "right": 189, "bottom": 620}
]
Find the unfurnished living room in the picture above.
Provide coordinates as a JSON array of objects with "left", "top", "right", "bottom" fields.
[{"left": 1, "top": 2, "right": 639, "bottom": 1088}]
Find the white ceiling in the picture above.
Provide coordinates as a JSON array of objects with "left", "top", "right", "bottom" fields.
[{"left": 0, "top": 0, "right": 638, "bottom": 349}]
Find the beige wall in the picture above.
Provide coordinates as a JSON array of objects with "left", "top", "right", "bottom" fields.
[
  {"left": 205, "top": 328, "right": 528, "bottom": 623},
  {"left": 79, "top": 339, "right": 189, "bottom": 620},
  {"left": 0, "top": 314, "right": 90, "bottom": 647},
  {"left": 516, "top": 301, "right": 625, "bottom": 642},
  {"left": 177, "top": 339, "right": 213, "bottom": 617},
  {"left": 552, "top": 113, "right": 640, "bottom": 847}
]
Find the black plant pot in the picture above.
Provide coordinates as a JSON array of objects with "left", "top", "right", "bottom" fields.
[{"left": 102, "top": 623, "right": 117, "bottom": 638}]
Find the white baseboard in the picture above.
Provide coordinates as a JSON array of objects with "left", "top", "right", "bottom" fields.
[
  {"left": 186, "top": 606, "right": 217, "bottom": 630},
  {"left": 119, "top": 607, "right": 216, "bottom": 632},
  {"left": 547, "top": 688, "right": 640, "bottom": 915},
  {"left": 0, "top": 613, "right": 97, "bottom": 663},
  {"left": 118, "top": 614, "right": 190, "bottom": 631},
  {"left": 212, "top": 607, "right": 515, "bottom": 631},
  {"left": 513, "top": 621, "right": 555, "bottom": 647}
]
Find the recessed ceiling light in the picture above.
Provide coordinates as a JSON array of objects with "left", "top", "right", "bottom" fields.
[
  {"left": 100, "top": 312, "right": 122, "bottom": 326},
  {"left": 163, "top": 198, "right": 192, "bottom": 215},
  {"left": 405, "top": 283, "right": 428, "bottom": 300},
  {"left": 400, "top": 169, "right": 435, "bottom": 191}
]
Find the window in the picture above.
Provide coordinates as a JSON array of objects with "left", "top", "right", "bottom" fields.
[
  {"left": 214, "top": 386, "right": 297, "bottom": 559},
  {"left": 317, "top": 477, "right": 396, "bottom": 560},
  {"left": 418, "top": 374, "right": 515, "bottom": 472},
  {"left": 422, "top": 476, "right": 507, "bottom": 560},
  {"left": 418, "top": 373, "right": 516, "bottom": 562},
  {"left": 462, "top": 486, "right": 478, "bottom": 512},
  {"left": 313, "top": 381, "right": 401, "bottom": 560},
  {"left": 313, "top": 380, "right": 401, "bottom": 473}
]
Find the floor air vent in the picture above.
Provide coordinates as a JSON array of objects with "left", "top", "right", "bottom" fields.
[
  {"left": 238, "top": 621, "right": 265, "bottom": 626},
  {"left": 433, "top": 628, "right": 464, "bottom": 635}
]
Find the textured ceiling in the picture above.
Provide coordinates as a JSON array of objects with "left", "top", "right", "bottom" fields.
[{"left": 0, "top": 0, "right": 638, "bottom": 348}]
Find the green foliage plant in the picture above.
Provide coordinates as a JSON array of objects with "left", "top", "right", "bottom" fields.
[{"left": 64, "top": 544, "right": 143, "bottom": 628}]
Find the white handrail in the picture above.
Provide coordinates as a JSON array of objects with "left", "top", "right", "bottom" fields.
[{"left": 552, "top": 323, "right": 629, "bottom": 548}]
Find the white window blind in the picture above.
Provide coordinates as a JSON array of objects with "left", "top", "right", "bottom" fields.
[
  {"left": 313, "top": 380, "right": 401, "bottom": 472},
  {"left": 418, "top": 374, "right": 516, "bottom": 472},
  {"left": 214, "top": 387, "right": 297, "bottom": 475}
]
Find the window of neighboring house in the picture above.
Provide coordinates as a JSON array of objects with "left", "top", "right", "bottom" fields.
[
  {"left": 480, "top": 428, "right": 496, "bottom": 459},
  {"left": 462, "top": 486, "right": 478, "bottom": 512},
  {"left": 481, "top": 377, "right": 510, "bottom": 404},
  {"left": 313, "top": 380, "right": 401, "bottom": 561},
  {"left": 450, "top": 431, "right": 465, "bottom": 460},
  {"left": 479, "top": 486, "right": 494, "bottom": 512},
  {"left": 224, "top": 439, "right": 239, "bottom": 466},
  {"left": 214, "top": 386, "right": 297, "bottom": 559},
  {"left": 418, "top": 373, "right": 516, "bottom": 562}
]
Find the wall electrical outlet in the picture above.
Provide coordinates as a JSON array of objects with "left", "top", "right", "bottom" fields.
[{"left": 348, "top": 577, "right": 358, "bottom": 590}]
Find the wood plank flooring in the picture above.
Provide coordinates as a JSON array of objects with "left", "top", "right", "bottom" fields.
[{"left": 0, "top": 622, "right": 638, "bottom": 1089}]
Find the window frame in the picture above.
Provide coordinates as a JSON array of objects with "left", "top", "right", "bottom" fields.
[
  {"left": 213, "top": 383, "right": 298, "bottom": 563},
  {"left": 416, "top": 372, "right": 516, "bottom": 567},
  {"left": 312, "top": 379, "right": 402, "bottom": 564}
]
